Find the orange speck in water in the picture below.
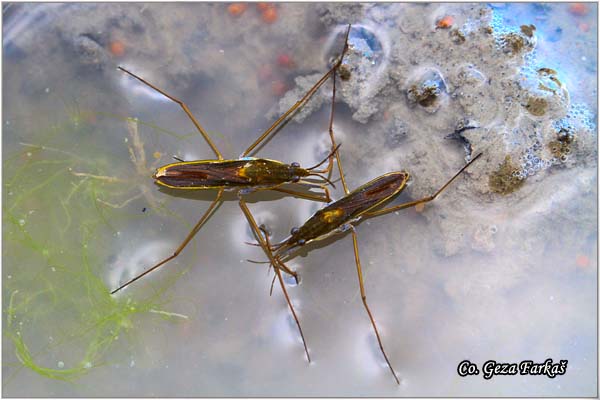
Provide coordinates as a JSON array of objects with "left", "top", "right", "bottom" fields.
[
  {"left": 256, "top": 2, "right": 271, "bottom": 11},
  {"left": 227, "top": 3, "right": 247, "bottom": 17},
  {"left": 569, "top": 3, "right": 588, "bottom": 16},
  {"left": 271, "top": 80, "right": 287, "bottom": 96},
  {"left": 153, "top": 151, "right": 162, "bottom": 159},
  {"left": 436, "top": 15, "right": 454, "bottom": 29},
  {"left": 109, "top": 41, "right": 126, "bottom": 57},
  {"left": 576, "top": 254, "right": 590, "bottom": 268},
  {"left": 277, "top": 53, "right": 294, "bottom": 68},
  {"left": 415, "top": 203, "right": 425, "bottom": 213},
  {"left": 262, "top": 7, "right": 277, "bottom": 24},
  {"left": 578, "top": 22, "right": 590, "bottom": 32}
]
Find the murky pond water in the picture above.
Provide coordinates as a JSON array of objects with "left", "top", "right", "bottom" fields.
[{"left": 3, "top": 3, "right": 597, "bottom": 397}]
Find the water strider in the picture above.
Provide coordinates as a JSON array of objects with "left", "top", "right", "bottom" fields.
[
  {"left": 111, "top": 25, "right": 352, "bottom": 294},
  {"left": 253, "top": 120, "right": 482, "bottom": 384}
]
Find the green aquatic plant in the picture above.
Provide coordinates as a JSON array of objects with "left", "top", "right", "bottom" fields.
[{"left": 3, "top": 109, "right": 193, "bottom": 385}]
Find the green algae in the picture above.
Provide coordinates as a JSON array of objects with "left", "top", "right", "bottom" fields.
[
  {"left": 488, "top": 155, "right": 525, "bottom": 195},
  {"left": 450, "top": 28, "right": 466, "bottom": 44},
  {"left": 407, "top": 82, "right": 440, "bottom": 107},
  {"left": 520, "top": 24, "right": 536, "bottom": 38},
  {"left": 525, "top": 96, "right": 549, "bottom": 116},
  {"left": 3, "top": 108, "right": 191, "bottom": 385},
  {"left": 501, "top": 32, "right": 526, "bottom": 54}
]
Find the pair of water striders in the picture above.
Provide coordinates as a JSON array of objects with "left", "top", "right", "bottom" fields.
[{"left": 111, "top": 25, "right": 482, "bottom": 385}]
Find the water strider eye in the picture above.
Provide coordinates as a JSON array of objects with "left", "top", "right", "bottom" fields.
[
  {"left": 292, "top": 176, "right": 300, "bottom": 183},
  {"left": 298, "top": 239, "right": 306, "bottom": 246},
  {"left": 290, "top": 227, "right": 299, "bottom": 235},
  {"left": 291, "top": 162, "right": 300, "bottom": 168}
]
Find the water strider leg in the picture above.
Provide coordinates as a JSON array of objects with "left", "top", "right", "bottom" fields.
[
  {"left": 289, "top": 26, "right": 352, "bottom": 177},
  {"left": 260, "top": 226, "right": 311, "bottom": 362},
  {"left": 118, "top": 67, "right": 223, "bottom": 160},
  {"left": 269, "top": 273, "right": 277, "bottom": 296},
  {"left": 237, "top": 195, "right": 298, "bottom": 280},
  {"left": 237, "top": 196, "right": 311, "bottom": 362},
  {"left": 351, "top": 228, "right": 400, "bottom": 385},
  {"left": 363, "top": 153, "right": 483, "bottom": 219},
  {"left": 240, "top": 25, "right": 352, "bottom": 158},
  {"left": 295, "top": 180, "right": 333, "bottom": 202},
  {"left": 271, "top": 186, "right": 331, "bottom": 203},
  {"left": 326, "top": 65, "right": 350, "bottom": 195},
  {"left": 327, "top": 93, "right": 398, "bottom": 382},
  {"left": 273, "top": 256, "right": 311, "bottom": 362},
  {"left": 240, "top": 69, "right": 334, "bottom": 157},
  {"left": 111, "top": 189, "right": 225, "bottom": 294}
]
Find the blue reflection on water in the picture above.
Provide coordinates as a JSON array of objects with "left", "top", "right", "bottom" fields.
[{"left": 489, "top": 2, "right": 597, "bottom": 109}]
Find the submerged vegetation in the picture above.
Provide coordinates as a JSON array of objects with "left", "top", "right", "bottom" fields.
[{"left": 3, "top": 105, "right": 191, "bottom": 385}]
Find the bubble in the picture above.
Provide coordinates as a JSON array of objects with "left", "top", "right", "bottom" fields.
[
  {"left": 57, "top": 361, "right": 65, "bottom": 368},
  {"left": 512, "top": 170, "right": 525, "bottom": 180},
  {"left": 457, "top": 64, "right": 487, "bottom": 86},
  {"left": 349, "top": 26, "right": 384, "bottom": 66}
]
